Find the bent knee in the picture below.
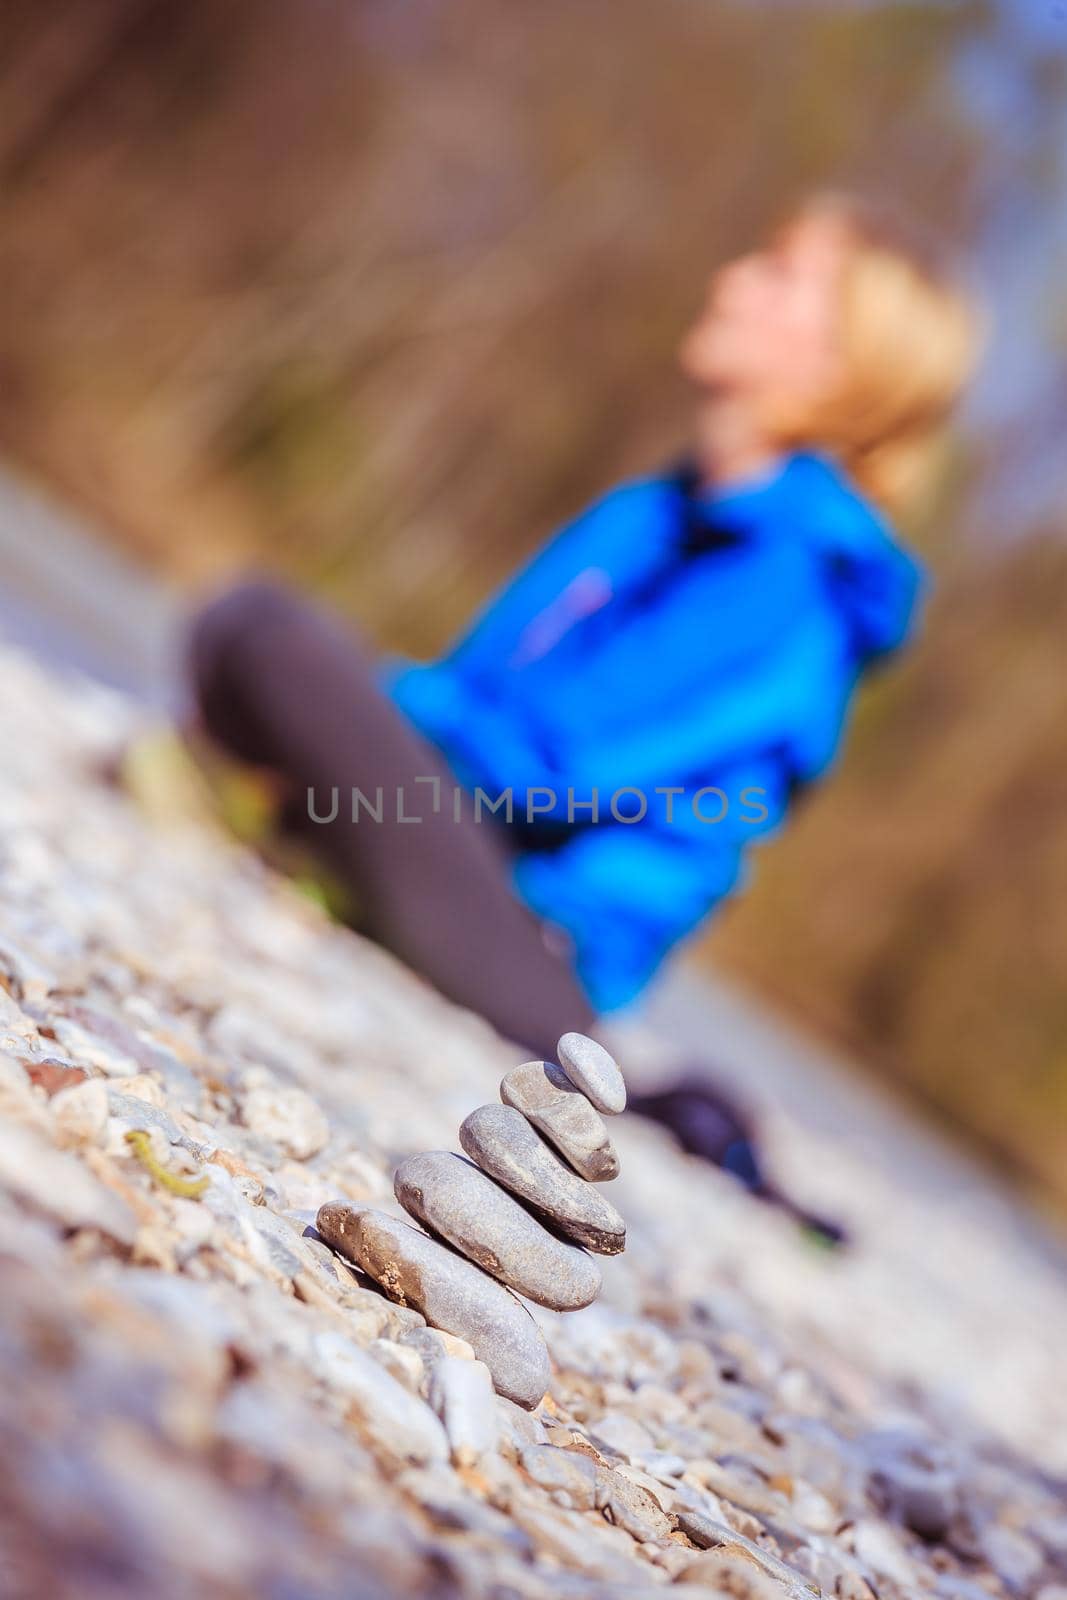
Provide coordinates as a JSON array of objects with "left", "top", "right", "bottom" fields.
[{"left": 188, "top": 577, "right": 304, "bottom": 692}]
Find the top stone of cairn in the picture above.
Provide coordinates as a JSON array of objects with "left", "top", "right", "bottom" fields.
[{"left": 556, "top": 1032, "right": 626, "bottom": 1115}]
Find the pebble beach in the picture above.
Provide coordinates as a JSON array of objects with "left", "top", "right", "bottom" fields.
[{"left": 1, "top": 643, "right": 1065, "bottom": 1600}]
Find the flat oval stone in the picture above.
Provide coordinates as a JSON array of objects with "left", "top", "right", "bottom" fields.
[
  {"left": 459, "top": 1104, "right": 625, "bottom": 1255},
  {"left": 316, "top": 1203, "right": 550, "bottom": 1409},
  {"left": 501, "top": 1060, "right": 619, "bottom": 1182},
  {"left": 395, "top": 1151, "right": 601, "bottom": 1310},
  {"left": 556, "top": 1032, "right": 626, "bottom": 1114}
]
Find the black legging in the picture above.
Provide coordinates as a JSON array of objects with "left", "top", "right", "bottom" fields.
[{"left": 188, "top": 580, "right": 597, "bottom": 1058}]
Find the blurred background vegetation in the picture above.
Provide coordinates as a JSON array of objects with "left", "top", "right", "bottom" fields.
[{"left": 1, "top": 0, "right": 1065, "bottom": 1207}]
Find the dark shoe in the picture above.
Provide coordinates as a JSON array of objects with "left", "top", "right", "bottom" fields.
[{"left": 628, "top": 1078, "right": 848, "bottom": 1248}]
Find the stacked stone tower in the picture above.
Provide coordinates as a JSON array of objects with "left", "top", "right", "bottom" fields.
[{"left": 317, "top": 1032, "right": 626, "bottom": 1409}]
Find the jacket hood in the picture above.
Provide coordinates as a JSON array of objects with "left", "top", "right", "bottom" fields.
[{"left": 693, "top": 450, "right": 926, "bottom": 662}]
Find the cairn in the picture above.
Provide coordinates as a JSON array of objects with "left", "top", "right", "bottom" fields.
[{"left": 317, "top": 1032, "right": 627, "bottom": 1410}]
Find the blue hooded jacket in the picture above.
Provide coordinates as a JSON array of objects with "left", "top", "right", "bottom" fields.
[{"left": 381, "top": 452, "right": 924, "bottom": 1012}]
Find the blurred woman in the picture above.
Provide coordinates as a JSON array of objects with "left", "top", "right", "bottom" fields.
[{"left": 190, "top": 193, "right": 981, "bottom": 1226}]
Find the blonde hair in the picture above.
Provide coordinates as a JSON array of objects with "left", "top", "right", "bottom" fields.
[{"left": 791, "top": 192, "right": 985, "bottom": 518}]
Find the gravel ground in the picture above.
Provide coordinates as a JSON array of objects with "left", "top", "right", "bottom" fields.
[
  {"left": 612, "top": 973, "right": 1067, "bottom": 1477},
  {"left": 1, "top": 644, "right": 1066, "bottom": 1600}
]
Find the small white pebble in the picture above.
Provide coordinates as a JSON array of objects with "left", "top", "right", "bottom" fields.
[
  {"left": 429, "top": 1356, "right": 500, "bottom": 1467},
  {"left": 241, "top": 1085, "right": 329, "bottom": 1160}
]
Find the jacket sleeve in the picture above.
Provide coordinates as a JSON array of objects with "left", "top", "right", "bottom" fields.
[
  {"left": 559, "top": 616, "right": 836, "bottom": 793},
  {"left": 384, "top": 482, "right": 663, "bottom": 785},
  {"left": 448, "top": 605, "right": 851, "bottom": 819},
  {"left": 441, "top": 483, "right": 650, "bottom": 678}
]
